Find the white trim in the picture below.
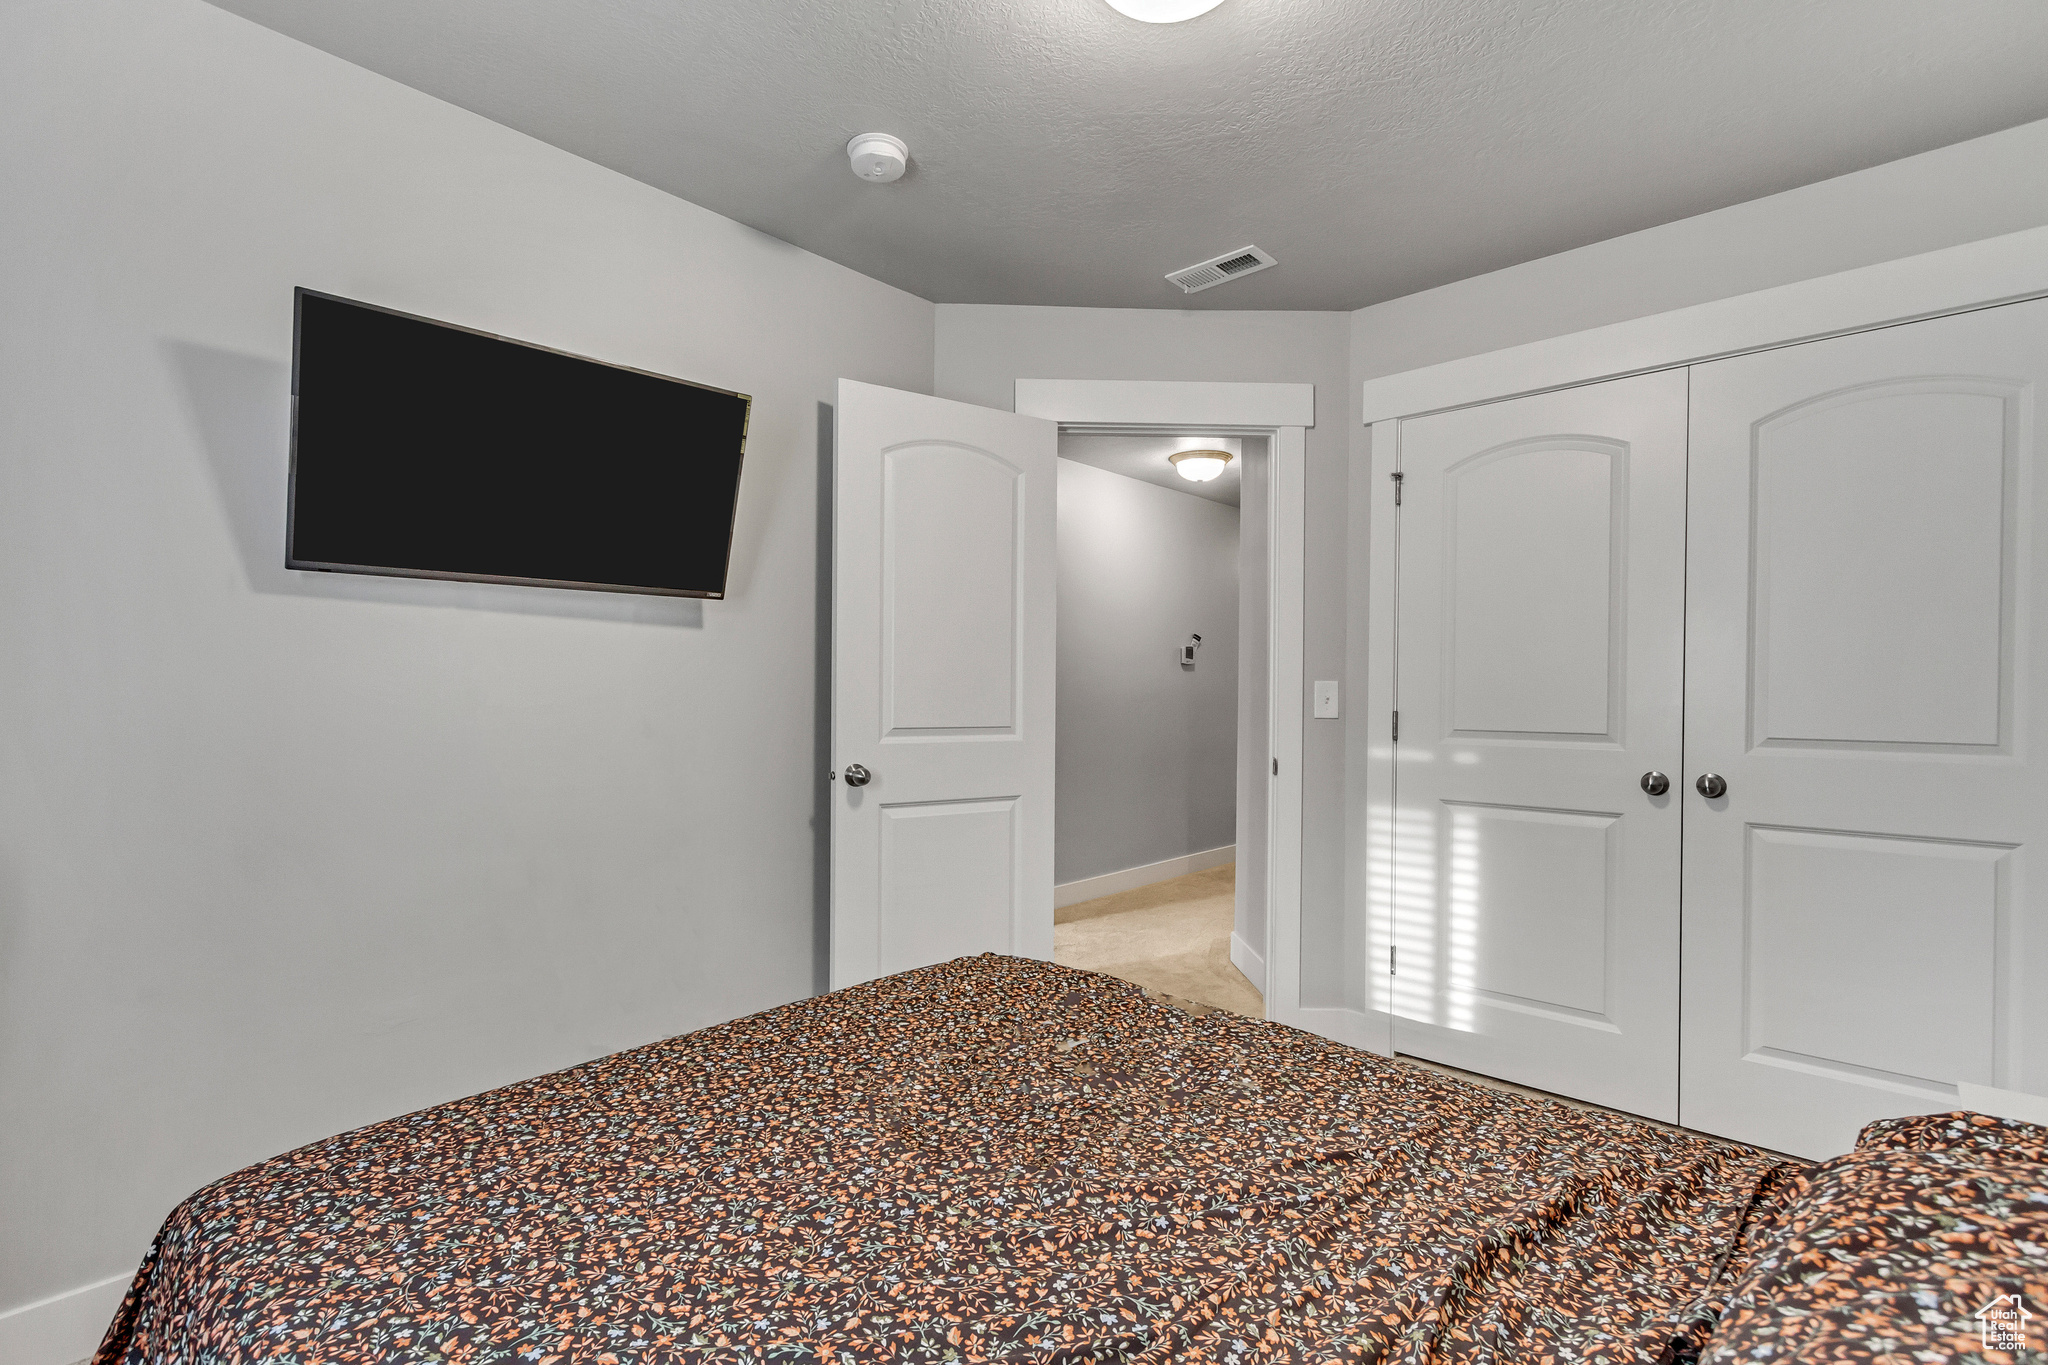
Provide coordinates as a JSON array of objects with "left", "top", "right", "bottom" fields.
[
  {"left": 1288, "top": 1005, "right": 1389, "bottom": 1051},
  {"left": 1359, "top": 224, "right": 2048, "bottom": 423},
  {"left": 1264, "top": 424, "right": 1307, "bottom": 1027},
  {"left": 1017, "top": 378, "right": 1314, "bottom": 429},
  {"left": 1957, "top": 1082, "right": 2048, "bottom": 1129},
  {"left": 1054, "top": 844, "right": 1235, "bottom": 909},
  {"left": 1357, "top": 418, "right": 1403, "bottom": 1055},
  {"left": 1230, "top": 930, "right": 1267, "bottom": 995},
  {"left": 1013, "top": 378, "right": 1321, "bottom": 1048},
  {"left": 0, "top": 1272, "right": 128, "bottom": 1365}
]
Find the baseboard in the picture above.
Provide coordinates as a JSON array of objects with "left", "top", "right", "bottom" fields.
[
  {"left": 0, "top": 1272, "right": 128, "bottom": 1365},
  {"left": 1957, "top": 1082, "right": 2048, "bottom": 1128},
  {"left": 1229, "top": 930, "right": 1267, "bottom": 993},
  {"left": 1278, "top": 1004, "right": 1394, "bottom": 1056},
  {"left": 1054, "top": 844, "right": 1234, "bottom": 910}
]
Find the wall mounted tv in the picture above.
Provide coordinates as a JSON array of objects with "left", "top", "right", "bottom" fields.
[{"left": 288, "top": 289, "right": 751, "bottom": 598}]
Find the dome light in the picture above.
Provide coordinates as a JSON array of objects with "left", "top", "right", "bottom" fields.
[
  {"left": 1104, "top": 0, "right": 1226, "bottom": 22},
  {"left": 1169, "top": 449, "right": 1233, "bottom": 482}
]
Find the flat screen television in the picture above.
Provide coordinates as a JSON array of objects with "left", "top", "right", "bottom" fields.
[{"left": 288, "top": 289, "right": 751, "bottom": 598}]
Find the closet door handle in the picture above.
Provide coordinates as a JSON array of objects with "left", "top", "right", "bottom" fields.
[
  {"left": 1639, "top": 771, "right": 1669, "bottom": 796},
  {"left": 1696, "top": 773, "right": 1727, "bottom": 799},
  {"left": 842, "top": 763, "right": 873, "bottom": 788}
]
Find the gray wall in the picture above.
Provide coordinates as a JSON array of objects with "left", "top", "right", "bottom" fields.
[
  {"left": 10, "top": 3, "right": 2047, "bottom": 1325},
  {"left": 1348, "top": 116, "right": 2048, "bottom": 386},
  {"left": 1055, "top": 459, "right": 1238, "bottom": 885},
  {"left": 0, "top": 0, "right": 932, "bottom": 1317},
  {"left": 935, "top": 306, "right": 1352, "bottom": 1005}
]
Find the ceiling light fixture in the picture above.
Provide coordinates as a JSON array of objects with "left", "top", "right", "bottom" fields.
[
  {"left": 1169, "top": 449, "right": 1233, "bottom": 482},
  {"left": 1103, "top": 0, "right": 1226, "bottom": 22}
]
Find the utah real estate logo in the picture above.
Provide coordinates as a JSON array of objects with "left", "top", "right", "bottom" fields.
[{"left": 1977, "top": 1294, "right": 2032, "bottom": 1352}]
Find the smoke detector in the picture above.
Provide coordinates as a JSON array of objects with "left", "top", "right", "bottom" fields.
[
  {"left": 847, "top": 132, "right": 909, "bottom": 184},
  {"left": 1165, "top": 245, "right": 1277, "bottom": 294}
]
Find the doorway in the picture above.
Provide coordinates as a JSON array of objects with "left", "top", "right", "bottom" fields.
[
  {"left": 1049, "top": 434, "right": 1265, "bottom": 1016},
  {"left": 830, "top": 377, "right": 1317, "bottom": 1038}
]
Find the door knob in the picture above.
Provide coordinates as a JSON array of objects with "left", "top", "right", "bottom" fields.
[
  {"left": 1696, "top": 772, "right": 1727, "bottom": 799},
  {"left": 842, "top": 763, "right": 873, "bottom": 788},
  {"left": 1639, "top": 771, "right": 1669, "bottom": 796}
]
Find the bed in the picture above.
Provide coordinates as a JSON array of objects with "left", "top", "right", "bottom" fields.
[{"left": 94, "top": 955, "right": 2045, "bottom": 1364}]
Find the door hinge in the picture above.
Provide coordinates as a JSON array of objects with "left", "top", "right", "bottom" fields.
[
  {"left": 1391, "top": 471, "right": 1404, "bottom": 506},
  {"left": 1391, "top": 710, "right": 1399, "bottom": 741},
  {"left": 1271, "top": 757, "right": 1279, "bottom": 776},
  {"left": 1390, "top": 946, "right": 1397, "bottom": 976}
]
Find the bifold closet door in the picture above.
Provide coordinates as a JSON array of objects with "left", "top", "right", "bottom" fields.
[
  {"left": 1393, "top": 370, "right": 1688, "bottom": 1120},
  {"left": 1682, "top": 298, "right": 2048, "bottom": 1160}
]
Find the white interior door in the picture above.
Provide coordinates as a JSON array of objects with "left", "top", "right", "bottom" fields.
[
  {"left": 1392, "top": 370, "right": 1689, "bottom": 1119},
  {"left": 1682, "top": 298, "right": 2048, "bottom": 1159},
  {"left": 831, "top": 380, "right": 1058, "bottom": 990}
]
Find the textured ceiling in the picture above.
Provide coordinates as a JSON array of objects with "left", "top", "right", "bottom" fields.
[
  {"left": 202, "top": 0, "right": 2048, "bottom": 310},
  {"left": 1061, "top": 435, "right": 1243, "bottom": 506}
]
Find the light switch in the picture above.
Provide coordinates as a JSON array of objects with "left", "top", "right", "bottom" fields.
[{"left": 1313, "top": 680, "right": 1340, "bottom": 718}]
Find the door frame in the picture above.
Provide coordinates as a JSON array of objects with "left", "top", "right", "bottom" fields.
[
  {"left": 1358, "top": 223, "right": 2048, "bottom": 1068},
  {"left": 1013, "top": 380, "right": 1342, "bottom": 1041}
]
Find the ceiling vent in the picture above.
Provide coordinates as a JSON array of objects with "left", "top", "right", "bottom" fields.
[{"left": 1165, "top": 245, "right": 1277, "bottom": 294}]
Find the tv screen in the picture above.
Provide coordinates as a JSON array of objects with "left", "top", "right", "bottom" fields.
[{"left": 288, "top": 289, "right": 751, "bottom": 598}]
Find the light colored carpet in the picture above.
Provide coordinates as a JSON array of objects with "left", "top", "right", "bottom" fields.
[{"left": 1054, "top": 863, "right": 1264, "bottom": 1017}]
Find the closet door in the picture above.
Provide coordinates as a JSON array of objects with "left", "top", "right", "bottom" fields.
[
  {"left": 1683, "top": 298, "right": 2048, "bottom": 1159},
  {"left": 1393, "top": 370, "right": 1688, "bottom": 1120}
]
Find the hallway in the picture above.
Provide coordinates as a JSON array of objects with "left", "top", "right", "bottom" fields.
[{"left": 1052, "top": 863, "right": 1264, "bottom": 1017}]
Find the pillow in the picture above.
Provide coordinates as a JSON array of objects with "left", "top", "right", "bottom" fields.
[{"left": 1695, "top": 1111, "right": 2047, "bottom": 1362}]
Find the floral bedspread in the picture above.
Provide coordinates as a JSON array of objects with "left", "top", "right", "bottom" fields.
[
  {"left": 96, "top": 954, "right": 1798, "bottom": 1364},
  {"left": 1696, "top": 1111, "right": 2048, "bottom": 1363}
]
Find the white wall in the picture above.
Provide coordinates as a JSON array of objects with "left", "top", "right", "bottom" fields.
[
  {"left": 1055, "top": 458, "right": 1238, "bottom": 886},
  {"left": 0, "top": 0, "right": 932, "bottom": 1341},
  {"left": 936, "top": 306, "right": 1352, "bottom": 1005}
]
